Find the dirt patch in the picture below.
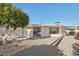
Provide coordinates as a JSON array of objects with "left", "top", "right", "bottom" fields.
[{"left": 0, "top": 43, "right": 29, "bottom": 56}]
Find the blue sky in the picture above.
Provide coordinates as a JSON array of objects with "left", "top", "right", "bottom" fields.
[{"left": 12, "top": 3, "right": 79, "bottom": 25}]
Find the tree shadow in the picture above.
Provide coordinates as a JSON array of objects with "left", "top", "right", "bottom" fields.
[
  {"left": 14, "top": 36, "right": 64, "bottom": 56},
  {"left": 72, "top": 43, "right": 79, "bottom": 56}
]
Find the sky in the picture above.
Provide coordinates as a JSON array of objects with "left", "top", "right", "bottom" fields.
[{"left": 12, "top": 3, "right": 79, "bottom": 25}]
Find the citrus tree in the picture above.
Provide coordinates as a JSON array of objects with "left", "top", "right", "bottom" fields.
[{"left": 0, "top": 3, "right": 29, "bottom": 43}]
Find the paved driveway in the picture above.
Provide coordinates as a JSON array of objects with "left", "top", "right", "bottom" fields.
[
  {"left": 58, "top": 36, "right": 78, "bottom": 56},
  {"left": 14, "top": 36, "right": 61, "bottom": 56},
  {"left": 14, "top": 36, "right": 77, "bottom": 56}
]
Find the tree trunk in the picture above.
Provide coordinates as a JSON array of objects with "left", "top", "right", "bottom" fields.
[
  {"left": 22, "top": 28, "right": 24, "bottom": 38},
  {"left": 2, "top": 29, "right": 14, "bottom": 43}
]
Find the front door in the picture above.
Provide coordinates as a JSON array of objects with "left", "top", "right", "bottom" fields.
[{"left": 33, "top": 27, "right": 41, "bottom": 38}]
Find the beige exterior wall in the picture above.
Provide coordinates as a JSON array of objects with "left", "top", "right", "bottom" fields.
[
  {"left": 41, "top": 26, "right": 50, "bottom": 37},
  {"left": 59, "top": 25, "right": 66, "bottom": 35}
]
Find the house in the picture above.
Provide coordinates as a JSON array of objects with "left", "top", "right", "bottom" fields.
[
  {"left": 65, "top": 25, "right": 79, "bottom": 35},
  {"left": 10, "top": 22, "right": 64, "bottom": 38},
  {"left": 0, "top": 22, "right": 68, "bottom": 39}
]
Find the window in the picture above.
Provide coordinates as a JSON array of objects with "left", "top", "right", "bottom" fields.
[{"left": 50, "top": 28, "right": 59, "bottom": 34}]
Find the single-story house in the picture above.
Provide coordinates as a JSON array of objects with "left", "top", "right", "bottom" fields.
[{"left": 0, "top": 22, "right": 65, "bottom": 39}]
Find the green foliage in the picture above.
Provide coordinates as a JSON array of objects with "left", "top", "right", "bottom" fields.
[{"left": 0, "top": 3, "right": 29, "bottom": 30}]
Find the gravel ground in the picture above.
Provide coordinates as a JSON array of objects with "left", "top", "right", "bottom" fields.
[{"left": 0, "top": 43, "right": 29, "bottom": 56}]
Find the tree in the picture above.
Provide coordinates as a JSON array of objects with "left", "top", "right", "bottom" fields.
[{"left": 0, "top": 3, "right": 29, "bottom": 43}]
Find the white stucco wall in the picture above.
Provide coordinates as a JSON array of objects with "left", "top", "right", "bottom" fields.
[
  {"left": 0, "top": 27, "right": 6, "bottom": 35},
  {"left": 11, "top": 28, "right": 33, "bottom": 38},
  {"left": 26, "top": 29, "right": 33, "bottom": 38},
  {"left": 11, "top": 28, "right": 23, "bottom": 37}
]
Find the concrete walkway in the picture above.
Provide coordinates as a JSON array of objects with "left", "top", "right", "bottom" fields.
[{"left": 58, "top": 36, "right": 78, "bottom": 56}]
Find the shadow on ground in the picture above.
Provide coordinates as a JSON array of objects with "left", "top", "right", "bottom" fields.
[
  {"left": 72, "top": 42, "right": 79, "bottom": 56},
  {"left": 14, "top": 36, "right": 64, "bottom": 56}
]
